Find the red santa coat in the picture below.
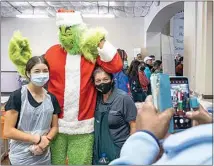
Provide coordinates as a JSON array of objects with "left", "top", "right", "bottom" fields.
[{"left": 45, "top": 41, "right": 122, "bottom": 135}]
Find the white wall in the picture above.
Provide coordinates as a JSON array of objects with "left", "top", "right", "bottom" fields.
[
  {"left": 85, "top": 18, "right": 144, "bottom": 61},
  {"left": 146, "top": 32, "right": 174, "bottom": 61},
  {"left": 144, "top": 2, "right": 174, "bottom": 34},
  {"left": 146, "top": 32, "right": 161, "bottom": 59},
  {"left": 1, "top": 18, "right": 59, "bottom": 71},
  {"left": 144, "top": 2, "right": 173, "bottom": 48},
  {"left": 143, "top": 1, "right": 183, "bottom": 58},
  {"left": 184, "top": 1, "right": 213, "bottom": 95},
  {"left": 1, "top": 17, "right": 144, "bottom": 71}
]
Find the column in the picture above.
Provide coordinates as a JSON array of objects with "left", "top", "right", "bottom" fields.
[{"left": 184, "top": 1, "right": 213, "bottom": 96}]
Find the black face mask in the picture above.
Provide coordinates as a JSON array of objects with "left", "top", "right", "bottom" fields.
[{"left": 95, "top": 82, "right": 112, "bottom": 94}]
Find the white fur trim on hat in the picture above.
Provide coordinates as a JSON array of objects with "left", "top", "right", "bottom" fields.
[{"left": 56, "top": 11, "right": 83, "bottom": 27}]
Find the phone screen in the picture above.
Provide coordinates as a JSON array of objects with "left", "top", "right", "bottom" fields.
[{"left": 170, "top": 77, "right": 192, "bottom": 130}]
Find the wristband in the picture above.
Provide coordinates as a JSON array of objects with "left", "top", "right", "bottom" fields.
[
  {"left": 36, "top": 136, "right": 42, "bottom": 145},
  {"left": 137, "top": 130, "right": 160, "bottom": 147}
]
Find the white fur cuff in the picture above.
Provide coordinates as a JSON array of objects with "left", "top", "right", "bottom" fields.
[
  {"left": 58, "top": 118, "right": 94, "bottom": 135},
  {"left": 98, "top": 41, "right": 117, "bottom": 62}
]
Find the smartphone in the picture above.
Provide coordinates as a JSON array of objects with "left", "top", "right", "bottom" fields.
[{"left": 170, "top": 76, "right": 192, "bottom": 132}]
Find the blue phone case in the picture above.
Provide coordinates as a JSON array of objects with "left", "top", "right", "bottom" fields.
[{"left": 151, "top": 73, "right": 174, "bottom": 133}]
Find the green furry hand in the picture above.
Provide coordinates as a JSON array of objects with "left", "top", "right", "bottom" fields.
[
  {"left": 81, "top": 27, "right": 107, "bottom": 63},
  {"left": 9, "top": 31, "right": 32, "bottom": 76}
]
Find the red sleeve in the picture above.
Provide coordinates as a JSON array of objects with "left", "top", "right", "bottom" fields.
[
  {"left": 138, "top": 71, "right": 149, "bottom": 87},
  {"left": 96, "top": 52, "right": 123, "bottom": 73}
]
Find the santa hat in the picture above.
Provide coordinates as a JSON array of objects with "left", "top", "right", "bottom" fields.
[{"left": 56, "top": 9, "right": 83, "bottom": 27}]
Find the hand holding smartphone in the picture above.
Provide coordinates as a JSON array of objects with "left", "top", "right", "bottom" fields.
[
  {"left": 151, "top": 74, "right": 193, "bottom": 133},
  {"left": 170, "top": 76, "right": 192, "bottom": 132}
]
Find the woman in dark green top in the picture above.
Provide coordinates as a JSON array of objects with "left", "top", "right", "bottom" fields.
[{"left": 92, "top": 67, "right": 137, "bottom": 165}]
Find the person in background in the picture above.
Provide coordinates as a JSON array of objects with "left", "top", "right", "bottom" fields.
[
  {"left": 127, "top": 59, "right": 138, "bottom": 79},
  {"left": 92, "top": 67, "right": 137, "bottom": 164},
  {"left": 110, "top": 96, "right": 213, "bottom": 165},
  {"left": 126, "top": 52, "right": 142, "bottom": 77},
  {"left": 144, "top": 56, "right": 153, "bottom": 68},
  {"left": 175, "top": 53, "right": 181, "bottom": 67},
  {"left": 143, "top": 56, "right": 153, "bottom": 79},
  {"left": 149, "top": 55, "right": 155, "bottom": 64},
  {"left": 136, "top": 53, "right": 143, "bottom": 62},
  {"left": 176, "top": 57, "right": 183, "bottom": 76},
  {"left": 126, "top": 60, "right": 135, "bottom": 76},
  {"left": 143, "top": 56, "right": 153, "bottom": 95},
  {"left": 4, "top": 56, "right": 60, "bottom": 165},
  {"left": 138, "top": 62, "right": 149, "bottom": 99},
  {"left": 113, "top": 49, "right": 130, "bottom": 94},
  {"left": 118, "top": 49, "right": 129, "bottom": 74},
  {"left": 151, "top": 60, "right": 163, "bottom": 73},
  {"left": 127, "top": 60, "right": 146, "bottom": 102}
]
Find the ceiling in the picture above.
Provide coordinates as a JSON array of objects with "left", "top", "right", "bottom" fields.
[{"left": 1, "top": 1, "right": 155, "bottom": 18}]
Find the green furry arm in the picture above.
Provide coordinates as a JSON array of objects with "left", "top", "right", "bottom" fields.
[
  {"left": 80, "top": 27, "right": 107, "bottom": 63},
  {"left": 8, "top": 31, "right": 32, "bottom": 76}
]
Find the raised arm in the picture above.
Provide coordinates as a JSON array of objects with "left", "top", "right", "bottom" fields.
[
  {"left": 81, "top": 27, "right": 123, "bottom": 73},
  {"left": 8, "top": 31, "right": 32, "bottom": 76},
  {"left": 96, "top": 40, "right": 123, "bottom": 73}
]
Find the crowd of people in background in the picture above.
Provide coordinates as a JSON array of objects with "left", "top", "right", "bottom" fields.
[
  {"left": 115, "top": 51, "right": 185, "bottom": 103},
  {"left": 115, "top": 50, "right": 163, "bottom": 103}
]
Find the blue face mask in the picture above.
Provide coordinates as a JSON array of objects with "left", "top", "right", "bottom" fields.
[
  {"left": 30, "top": 73, "right": 49, "bottom": 87},
  {"left": 123, "top": 61, "right": 128, "bottom": 69}
]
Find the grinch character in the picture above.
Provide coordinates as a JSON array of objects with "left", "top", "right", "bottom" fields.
[{"left": 8, "top": 9, "right": 122, "bottom": 165}]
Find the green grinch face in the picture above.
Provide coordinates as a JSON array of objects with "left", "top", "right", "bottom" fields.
[{"left": 59, "top": 25, "right": 86, "bottom": 55}]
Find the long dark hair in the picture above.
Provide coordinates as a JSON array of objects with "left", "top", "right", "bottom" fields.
[
  {"left": 138, "top": 62, "right": 147, "bottom": 72},
  {"left": 151, "top": 60, "right": 162, "bottom": 73},
  {"left": 117, "top": 49, "right": 127, "bottom": 62},
  {"left": 128, "top": 60, "right": 141, "bottom": 81}
]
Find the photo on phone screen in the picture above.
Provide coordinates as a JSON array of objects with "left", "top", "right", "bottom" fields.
[{"left": 170, "top": 77, "right": 192, "bottom": 130}]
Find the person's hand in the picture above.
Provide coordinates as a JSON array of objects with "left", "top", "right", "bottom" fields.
[
  {"left": 186, "top": 104, "right": 213, "bottom": 126},
  {"left": 37, "top": 136, "right": 50, "bottom": 150},
  {"left": 136, "top": 95, "right": 175, "bottom": 139},
  {"left": 29, "top": 145, "right": 44, "bottom": 156}
]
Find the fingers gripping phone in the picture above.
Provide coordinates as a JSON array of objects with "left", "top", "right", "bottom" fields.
[
  {"left": 151, "top": 74, "right": 192, "bottom": 133},
  {"left": 170, "top": 76, "right": 192, "bottom": 132}
]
